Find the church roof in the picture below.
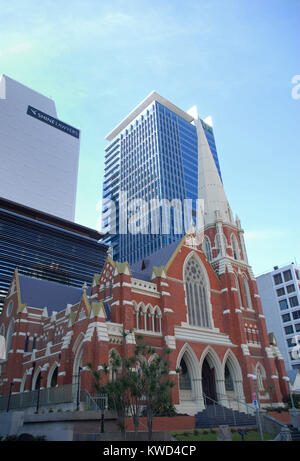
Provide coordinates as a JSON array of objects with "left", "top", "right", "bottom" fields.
[
  {"left": 18, "top": 274, "right": 91, "bottom": 315},
  {"left": 130, "top": 239, "right": 182, "bottom": 281}
]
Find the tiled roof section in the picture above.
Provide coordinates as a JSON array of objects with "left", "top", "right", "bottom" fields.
[
  {"left": 18, "top": 275, "right": 91, "bottom": 315},
  {"left": 130, "top": 239, "right": 181, "bottom": 281}
]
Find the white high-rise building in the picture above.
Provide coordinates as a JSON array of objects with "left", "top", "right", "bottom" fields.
[
  {"left": 256, "top": 263, "right": 300, "bottom": 372},
  {"left": 0, "top": 75, "right": 80, "bottom": 221}
]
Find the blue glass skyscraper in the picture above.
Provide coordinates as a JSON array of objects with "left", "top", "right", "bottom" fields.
[{"left": 102, "top": 92, "right": 223, "bottom": 265}]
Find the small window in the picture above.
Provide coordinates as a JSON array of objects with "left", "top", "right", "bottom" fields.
[
  {"left": 295, "top": 269, "right": 300, "bottom": 281},
  {"left": 24, "top": 335, "right": 29, "bottom": 353},
  {"left": 295, "top": 323, "right": 300, "bottom": 332},
  {"left": 287, "top": 284, "right": 295, "bottom": 294},
  {"left": 292, "top": 310, "right": 300, "bottom": 320},
  {"left": 285, "top": 325, "right": 294, "bottom": 335},
  {"left": 276, "top": 288, "right": 285, "bottom": 297},
  {"left": 279, "top": 299, "right": 288, "bottom": 310},
  {"left": 282, "top": 313, "right": 291, "bottom": 323},
  {"left": 273, "top": 273, "right": 283, "bottom": 285},
  {"left": 283, "top": 270, "right": 292, "bottom": 282},
  {"left": 287, "top": 338, "right": 297, "bottom": 347},
  {"left": 289, "top": 296, "right": 299, "bottom": 308}
]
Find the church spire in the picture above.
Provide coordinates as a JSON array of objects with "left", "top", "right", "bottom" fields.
[{"left": 190, "top": 111, "right": 233, "bottom": 227}]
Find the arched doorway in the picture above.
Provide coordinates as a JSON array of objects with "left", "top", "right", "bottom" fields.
[
  {"left": 202, "top": 358, "right": 217, "bottom": 405},
  {"left": 33, "top": 371, "right": 42, "bottom": 390},
  {"left": 50, "top": 367, "right": 58, "bottom": 387}
]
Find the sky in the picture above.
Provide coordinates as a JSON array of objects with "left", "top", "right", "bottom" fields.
[{"left": 0, "top": 0, "right": 299, "bottom": 276}]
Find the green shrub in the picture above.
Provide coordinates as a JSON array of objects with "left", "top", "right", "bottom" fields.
[
  {"left": 182, "top": 431, "right": 190, "bottom": 437},
  {"left": 203, "top": 430, "right": 209, "bottom": 435},
  {"left": 193, "top": 429, "right": 199, "bottom": 436}
]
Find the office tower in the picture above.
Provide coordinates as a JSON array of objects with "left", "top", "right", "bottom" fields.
[
  {"left": 102, "top": 91, "right": 223, "bottom": 264},
  {"left": 0, "top": 197, "right": 107, "bottom": 313},
  {"left": 256, "top": 263, "right": 300, "bottom": 372},
  {"left": 0, "top": 75, "right": 80, "bottom": 221}
]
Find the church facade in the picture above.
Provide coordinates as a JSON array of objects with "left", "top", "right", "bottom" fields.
[
  {"left": 0, "top": 108, "right": 289, "bottom": 414},
  {"left": 0, "top": 224, "right": 289, "bottom": 414}
]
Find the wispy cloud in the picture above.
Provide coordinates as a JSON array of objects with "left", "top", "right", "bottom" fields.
[{"left": 244, "top": 229, "right": 285, "bottom": 240}]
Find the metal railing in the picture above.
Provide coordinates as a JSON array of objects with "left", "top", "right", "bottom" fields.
[
  {"left": 202, "top": 393, "right": 255, "bottom": 427},
  {"left": 0, "top": 384, "right": 77, "bottom": 411},
  {"left": 83, "top": 390, "right": 107, "bottom": 411},
  {"left": 216, "top": 392, "right": 256, "bottom": 416}
]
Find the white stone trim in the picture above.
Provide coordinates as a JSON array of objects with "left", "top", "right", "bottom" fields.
[
  {"left": 271, "top": 375, "right": 278, "bottom": 379},
  {"left": 241, "top": 344, "right": 250, "bottom": 356},
  {"left": 165, "top": 335, "right": 176, "bottom": 349},
  {"left": 174, "top": 326, "right": 234, "bottom": 347},
  {"left": 164, "top": 308, "right": 174, "bottom": 313},
  {"left": 161, "top": 291, "right": 171, "bottom": 296},
  {"left": 223, "top": 310, "right": 230, "bottom": 315},
  {"left": 58, "top": 371, "right": 66, "bottom": 376}
]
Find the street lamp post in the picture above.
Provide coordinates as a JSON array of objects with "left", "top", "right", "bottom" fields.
[
  {"left": 6, "top": 382, "right": 15, "bottom": 412},
  {"left": 76, "top": 367, "right": 82, "bottom": 411},
  {"left": 283, "top": 377, "right": 295, "bottom": 409},
  {"left": 250, "top": 374, "right": 264, "bottom": 441}
]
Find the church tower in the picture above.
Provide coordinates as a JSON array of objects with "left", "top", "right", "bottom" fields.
[{"left": 190, "top": 110, "right": 289, "bottom": 406}]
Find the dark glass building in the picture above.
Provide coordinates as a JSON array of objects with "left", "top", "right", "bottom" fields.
[
  {"left": 102, "top": 92, "right": 223, "bottom": 264},
  {"left": 0, "top": 197, "right": 107, "bottom": 313}
]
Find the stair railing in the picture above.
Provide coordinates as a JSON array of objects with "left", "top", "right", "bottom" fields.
[
  {"left": 203, "top": 393, "right": 236, "bottom": 427},
  {"left": 216, "top": 392, "right": 256, "bottom": 417}
]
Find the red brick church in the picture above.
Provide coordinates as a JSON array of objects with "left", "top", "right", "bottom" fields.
[
  {"left": 0, "top": 119, "right": 289, "bottom": 413},
  {"left": 0, "top": 224, "right": 289, "bottom": 413}
]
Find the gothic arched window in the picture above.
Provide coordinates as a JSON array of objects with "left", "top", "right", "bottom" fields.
[
  {"left": 203, "top": 236, "right": 212, "bottom": 262},
  {"left": 231, "top": 234, "right": 240, "bottom": 260},
  {"left": 234, "top": 273, "right": 243, "bottom": 308},
  {"left": 184, "top": 256, "right": 212, "bottom": 328},
  {"left": 243, "top": 276, "right": 253, "bottom": 310}
]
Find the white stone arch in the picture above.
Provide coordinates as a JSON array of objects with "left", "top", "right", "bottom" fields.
[
  {"left": 176, "top": 343, "right": 202, "bottom": 406},
  {"left": 200, "top": 346, "right": 225, "bottom": 404},
  {"left": 153, "top": 305, "right": 162, "bottom": 332},
  {"left": 72, "top": 334, "right": 84, "bottom": 387},
  {"left": 140, "top": 302, "right": 147, "bottom": 314},
  {"left": 47, "top": 361, "right": 60, "bottom": 388},
  {"left": 32, "top": 366, "right": 43, "bottom": 390},
  {"left": 183, "top": 251, "right": 214, "bottom": 329},
  {"left": 5, "top": 318, "right": 15, "bottom": 360},
  {"left": 222, "top": 349, "right": 245, "bottom": 404},
  {"left": 148, "top": 352, "right": 160, "bottom": 365}
]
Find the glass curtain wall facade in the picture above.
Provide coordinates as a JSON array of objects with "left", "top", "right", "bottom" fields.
[
  {"left": 102, "top": 97, "right": 222, "bottom": 265},
  {"left": 0, "top": 203, "right": 107, "bottom": 313}
]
